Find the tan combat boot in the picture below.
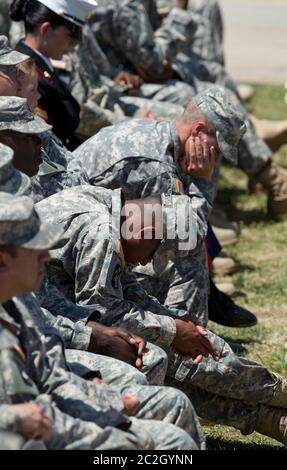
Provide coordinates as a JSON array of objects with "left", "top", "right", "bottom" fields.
[
  {"left": 266, "top": 374, "right": 287, "bottom": 409},
  {"left": 252, "top": 115, "right": 287, "bottom": 153},
  {"left": 238, "top": 84, "right": 254, "bottom": 102},
  {"left": 212, "top": 225, "right": 239, "bottom": 247},
  {"left": 248, "top": 177, "right": 263, "bottom": 195},
  {"left": 215, "top": 281, "right": 236, "bottom": 297},
  {"left": 255, "top": 161, "right": 287, "bottom": 217},
  {"left": 212, "top": 256, "right": 236, "bottom": 276},
  {"left": 255, "top": 404, "right": 287, "bottom": 446}
]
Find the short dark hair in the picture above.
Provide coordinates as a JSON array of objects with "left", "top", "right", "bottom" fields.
[{"left": 178, "top": 101, "right": 207, "bottom": 125}]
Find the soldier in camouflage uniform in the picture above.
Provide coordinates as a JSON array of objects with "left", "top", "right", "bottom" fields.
[
  {"left": 66, "top": 30, "right": 184, "bottom": 138},
  {"left": 156, "top": 0, "right": 224, "bottom": 64},
  {"left": 69, "top": 85, "right": 255, "bottom": 328},
  {"left": 152, "top": 0, "right": 225, "bottom": 66},
  {"left": 36, "top": 185, "right": 287, "bottom": 445},
  {"left": 0, "top": 191, "right": 206, "bottom": 450},
  {"left": 0, "top": 92, "right": 255, "bottom": 332},
  {"left": 72, "top": 1, "right": 287, "bottom": 216},
  {"left": 0, "top": 306, "right": 173, "bottom": 450},
  {"left": 0, "top": 35, "right": 28, "bottom": 96},
  {"left": 0, "top": 102, "right": 170, "bottom": 387},
  {"left": 0, "top": 95, "right": 87, "bottom": 201},
  {"left": 82, "top": 0, "right": 229, "bottom": 96},
  {"left": 80, "top": 0, "right": 199, "bottom": 107}
]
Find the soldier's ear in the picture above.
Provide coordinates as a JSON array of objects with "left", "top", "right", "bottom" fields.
[
  {"left": 191, "top": 121, "right": 207, "bottom": 137},
  {"left": 40, "top": 22, "right": 52, "bottom": 38}
]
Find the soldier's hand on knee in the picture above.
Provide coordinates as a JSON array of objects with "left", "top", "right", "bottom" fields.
[
  {"left": 137, "top": 59, "right": 173, "bottom": 83},
  {"left": 87, "top": 330, "right": 140, "bottom": 367},
  {"left": 114, "top": 71, "right": 143, "bottom": 90},
  {"left": 172, "top": 319, "right": 220, "bottom": 362},
  {"left": 14, "top": 403, "right": 52, "bottom": 442},
  {"left": 122, "top": 393, "right": 140, "bottom": 416},
  {"left": 87, "top": 322, "right": 148, "bottom": 368}
]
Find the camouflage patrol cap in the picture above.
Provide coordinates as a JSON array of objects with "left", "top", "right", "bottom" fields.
[
  {"left": 0, "top": 193, "right": 63, "bottom": 250},
  {"left": 193, "top": 85, "right": 247, "bottom": 164},
  {"left": 0, "top": 97, "right": 51, "bottom": 134},
  {"left": 152, "top": 193, "right": 198, "bottom": 274},
  {"left": 0, "top": 143, "right": 30, "bottom": 195},
  {"left": 0, "top": 35, "right": 29, "bottom": 70}
]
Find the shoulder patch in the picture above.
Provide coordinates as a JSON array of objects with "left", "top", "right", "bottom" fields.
[
  {"left": 117, "top": 240, "right": 125, "bottom": 267},
  {"left": 175, "top": 178, "right": 184, "bottom": 194},
  {"left": 35, "top": 106, "right": 49, "bottom": 122}
]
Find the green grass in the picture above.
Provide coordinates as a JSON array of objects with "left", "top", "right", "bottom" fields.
[
  {"left": 205, "top": 84, "right": 287, "bottom": 449},
  {"left": 247, "top": 84, "right": 287, "bottom": 120}
]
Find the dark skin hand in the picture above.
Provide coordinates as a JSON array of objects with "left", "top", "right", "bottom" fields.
[
  {"left": 137, "top": 59, "right": 174, "bottom": 83},
  {"left": 171, "top": 318, "right": 220, "bottom": 364},
  {"left": 114, "top": 71, "right": 143, "bottom": 90},
  {"left": 87, "top": 321, "right": 148, "bottom": 368},
  {"left": 176, "top": 0, "right": 189, "bottom": 9}
]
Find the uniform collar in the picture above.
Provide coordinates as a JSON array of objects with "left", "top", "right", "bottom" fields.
[
  {"left": 33, "top": 49, "right": 54, "bottom": 72},
  {"left": 0, "top": 303, "right": 21, "bottom": 335}
]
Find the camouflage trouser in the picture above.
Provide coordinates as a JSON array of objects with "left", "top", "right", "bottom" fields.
[
  {"left": 133, "top": 244, "right": 209, "bottom": 327},
  {"left": 35, "top": 395, "right": 145, "bottom": 450},
  {"left": 138, "top": 79, "right": 197, "bottom": 107},
  {"left": 67, "top": 373, "right": 205, "bottom": 449},
  {"left": 188, "top": 0, "right": 224, "bottom": 65},
  {"left": 0, "top": 431, "right": 26, "bottom": 450},
  {"left": 165, "top": 330, "right": 277, "bottom": 435},
  {"left": 237, "top": 122, "right": 272, "bottom": 176},
  {"left": 37, "top": 390, "right": 203, "bottom": 450},
  {"left": 77, "top": 90, "right": 184, "bottom": 137},
  {"left": 119, "top": 95, "right": 183, "bottom": 120},
  {"left": 66, "top": 341, "right": 168, "bottom": 386},
  {"left": 165, "top": 381, "right": 260, "bottom": 436}
]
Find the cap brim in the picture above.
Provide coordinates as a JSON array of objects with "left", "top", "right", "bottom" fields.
[
  {"left": 21, "top": 221, "right": 63, "bottom": 251},
  {"left": 0, "top": 50, "right": 29, "bottom": 67},
  {"left": 0, "top": 171, "right": 31, "bottom": 196},
  {"left": 217, "top": 131, "right": 238, "bottom": 165},
  {"left": 6, "top": 115, "right": 52, "bottom": 135}
]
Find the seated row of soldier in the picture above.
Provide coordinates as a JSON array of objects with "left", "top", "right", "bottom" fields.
[{"left": 0, "top": 0, "right": 287, "bottom": 450}]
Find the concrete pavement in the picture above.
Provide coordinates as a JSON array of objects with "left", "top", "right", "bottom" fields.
[{"left": 220, "top": 0, "right": 287, "bottom": 83}]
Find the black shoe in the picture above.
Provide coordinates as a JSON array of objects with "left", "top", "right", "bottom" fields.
[{"left": 208, "top": 278, "right": 257, "bottom": 328}]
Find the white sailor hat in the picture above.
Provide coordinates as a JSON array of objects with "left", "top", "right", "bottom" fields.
[{"left": 38, "top": 0, "right": 98, "bottom": 27}]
